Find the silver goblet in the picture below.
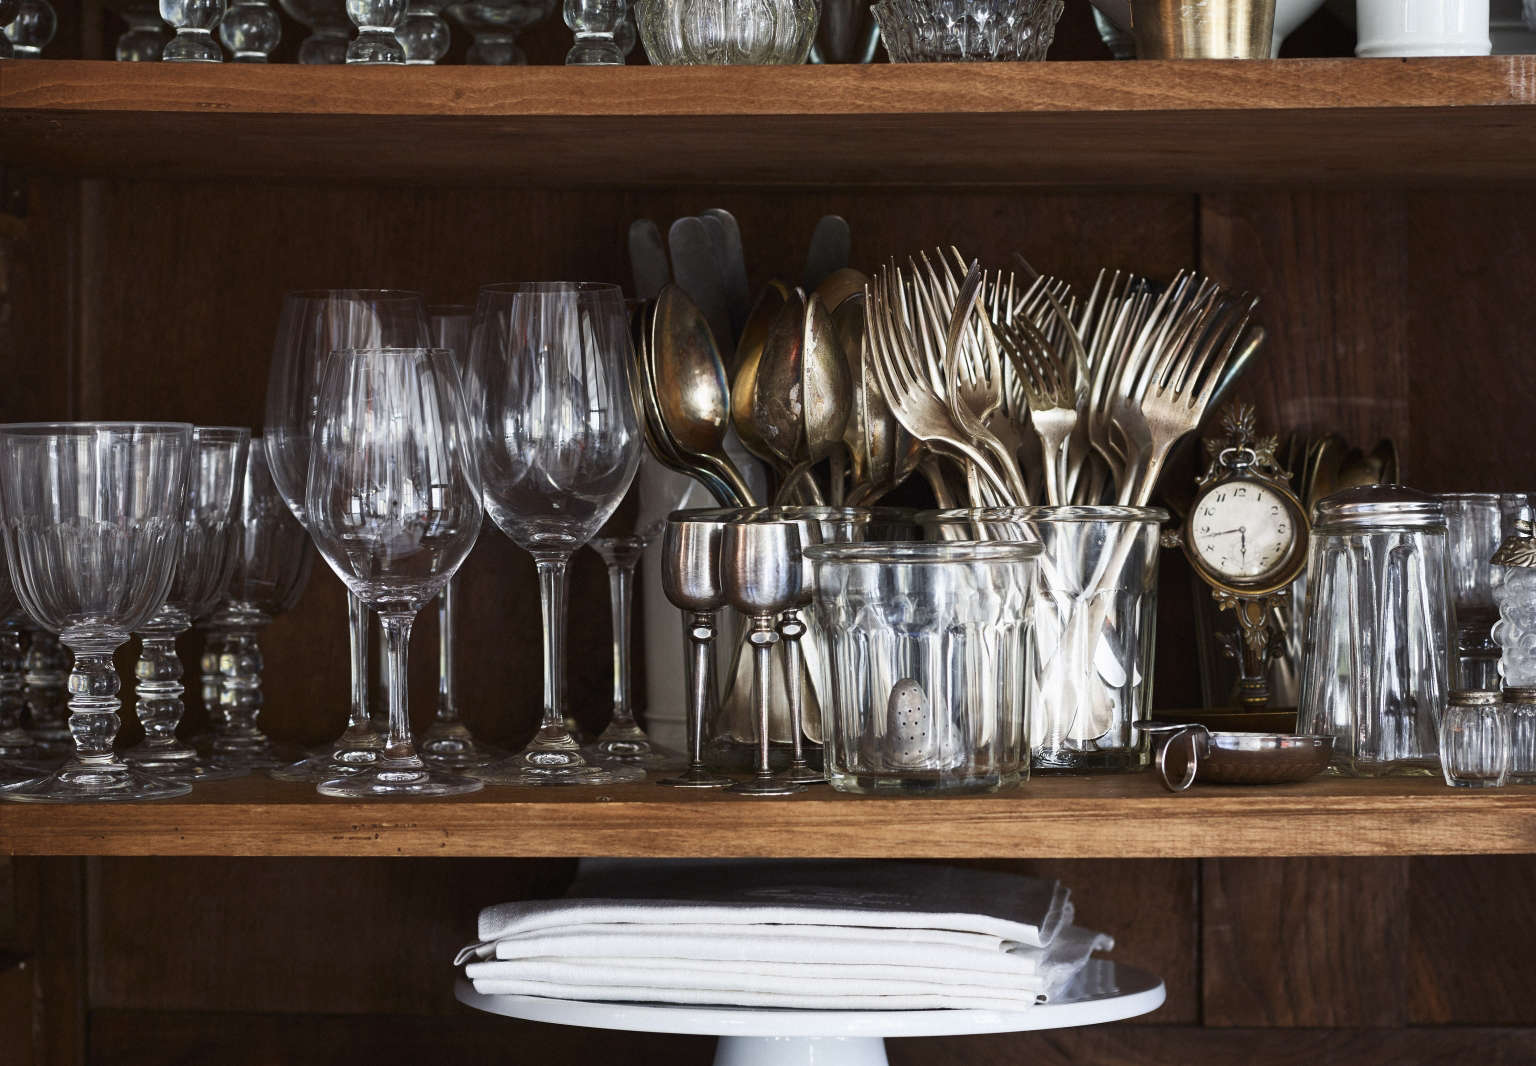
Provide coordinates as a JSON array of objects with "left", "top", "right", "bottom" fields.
[
  {"left": 764, "top": 508, "right": 826, "bottom": 785},
  {"left": 657, "top": 511, "right": 733, "bottom": 789},
  {"left": 722, "top": 518, "right": 805, "bottom": 797}
]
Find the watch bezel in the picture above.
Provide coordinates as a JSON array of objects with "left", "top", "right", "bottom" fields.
[{"left": 1183, "top": 477, "right": 1310, "bottom": 596}]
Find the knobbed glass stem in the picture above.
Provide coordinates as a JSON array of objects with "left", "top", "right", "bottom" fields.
[
  {"left": 563, "top": 0, "right": 625, "bottom": 63},
  {"left": 218, "top": 0, "right": 281, "bottom": 59},
  {"left": 0, "top": 621, "right": 32, "bottom": 757},
  {"left": 132, "top": 614, "right": 192, "bottom": 754},
  {"left": 345, "top": 0, "right": 407, "bottom": 62},
  {"left": 22, "top": 627, "right": 70, "bottom": 757},
  {"left": 159, "top": 0, "right": 225, "bottom": 60},
  {"left": 3, "top": 0, "right": 57, "bottom": 56},
  {"left": 116, "top": 9, "right": 170, "bottom": 59},
  {"left": 199, "top": 628, "right": 228, "bottom": 732},
  {"left": 399, "top": 0, "right": 450, "bottom": 60}
]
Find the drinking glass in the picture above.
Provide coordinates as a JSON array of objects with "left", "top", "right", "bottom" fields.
[
  {"left": 306, "top": 348, "right": 484, "bottom": 798},
  {"left": 202, "top": 437, "right": 314, "bottom": 770},
  {"left": 124, "top": 426, "right": 250, "bottom": 781},
  {"left": 160, "top": 0, "right": 225, "bottom": 59},
  {"left": 264, "top": 288, "right": 429, "bottom": 783},
  {"left": 585, "top": 453, "right": 682, "bottom": 770},
  {"left": 1440, "top": 492, "right": 1526, "bottom": 688},
  {"left": 0, "top": 422, "right": 192, "bottom": 804},
  {"left": 467, "top": 282, "right": 643, "bottom": 786},
  {"left": 419, "top": 305, "right": 502, "bottom": 770}
]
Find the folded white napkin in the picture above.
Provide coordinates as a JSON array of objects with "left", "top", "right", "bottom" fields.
[{"left": 457, "top": 860, "right": 1110, "bottom": 1013}]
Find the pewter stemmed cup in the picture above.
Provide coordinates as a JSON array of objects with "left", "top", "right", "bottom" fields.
[
  {"left": 204, "top": 437, "right": 313, "bottom": 770},
  {"left": 417, "top": 304, "right": 502, "bottom": 772},
  {"left": 124, "top": 426, "right": 250, "bottom": 782},
  {"left": 0, "top": 422, "right": 192, "bottom": 804},
  {"left": 307, "top": 348, "right": 484, "bottom": 798},
  {"left": 723, "top": 517, "right": 806, "bottom": 797},
  {"left": 265, "top": 288, "right": 429, "bottom": 783},
  {"left": 658, "top": 511, "right": 733, "bottom": 788},
  {"left": 468, "top": 282, "right": 644, "bottom": 787},
  {"left": 764, "top": 508, "right": 825, "bottom": 785}
]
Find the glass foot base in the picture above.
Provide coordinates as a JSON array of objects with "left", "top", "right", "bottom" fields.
[
  {"left": 269, "top": 745, "right": 381, "bottom": 782},
  {"left": 131, "top": 756, "right": 248, "bottom": 782},
  {"left": 316, "top": 762, "right": 484, "bottom": 798},
  {"left": 657, "top": 765, "right": 734, "bottom": 789},
  {"left": 2, "top": 759, "right": 192, "bottom": 803},
  {"left": 0, "top": 759, "right": 47, "bottom": 790},
  {"left": 780, "top": 764, "right": 827, "bottom": 785},
  {"left": 27, "top": 732, "right": 74, "bottom": 761},
  {"left": 585, "top": 740, "right": 686, "bottom": 772},
  {"left": 420, "top": 722, "right": 501, "bottom": 770},
  {"left": 728, "top": 775, "right": 807, "bottom": 797},
  {"left": 475, "top": 750, "right": 646, "bottom": 787}
]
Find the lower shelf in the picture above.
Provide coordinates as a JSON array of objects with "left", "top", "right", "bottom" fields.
[{"left": 0, "top": 773, "right": 1530, "bottom": 858}]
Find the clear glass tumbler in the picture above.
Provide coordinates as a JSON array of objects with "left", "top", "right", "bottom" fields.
[
  {"left": 1439, "top": 689, "right": 1510, "bottom": 788},
  {"left": 807, "top": 541, "right": 1038, "bottom": 794},
  {"left": 1440, "top": 492, "right": 1526, "bottom": 688},
  {"left": 1299, "top": 486, "right": 1455, "bottom": 777},
  {"left": 1503, "top": 687, "right": 1536, "bottom": 785},
  {"left": 924, "top": 506, "right": 1166, "bottom": 773}
]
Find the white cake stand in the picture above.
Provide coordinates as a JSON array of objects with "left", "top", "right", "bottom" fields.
[{"left": 456, "top": 959, "right": 1164, "bottom": 1066}]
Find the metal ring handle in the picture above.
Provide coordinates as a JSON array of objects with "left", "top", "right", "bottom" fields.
[{"left": 1154, "top": 725, "right": 1204, "bottom": 793}]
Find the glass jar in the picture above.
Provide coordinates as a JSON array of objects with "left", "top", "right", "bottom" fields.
[
  {"left": 1505, "top": 687, "right": 1536, "bottom": 785},
  {"left": 635, "top": 0, "right": 819, "bottom": 63},
  {"left": 1299, "top": 486, "right": 1455, "bottom": 776},
  {"left": 923, "top": 506, "right": 1166, "bottom": 773},
  {"left": 1439, "top": 689, "right": 1510, "bottom": 788},
  {"left": 1439, "top": 492, "right": 1526, "bottom": 688},
  {"left": 806, "top": 541, "right": 1039, "bottom": 795}
]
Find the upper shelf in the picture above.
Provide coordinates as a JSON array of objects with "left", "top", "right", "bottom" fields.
[
  {"left": 6, "top": 57, "right": 1536, "bottom": 187},
  {"left": 2, "top": 774, "right": 1533, "bottom": 858}
]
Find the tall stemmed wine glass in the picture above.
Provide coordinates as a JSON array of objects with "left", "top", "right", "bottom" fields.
[
  {"left": 585, "top": 451, "right": 682, "bottom": 770},
  {"left": 124, "top": 426, "right": 250, "bottom": 781},
  {"left": 467, "top": 282, "right": 643, "bottom": 786},
  {"left": 0, "top": 422, "right": 192, "bottom": 803},
  {"left": 306, "top": 348, "right": 484, "bottom": 798},
  {"left": 418, "top": 305, "right": 501, "bottom": 770},
  {"left": 264, "top": 288, "right": 429, "bottom": 782},
  {"left": 202, "top": 437, "right": 314, "bottom": 769}
]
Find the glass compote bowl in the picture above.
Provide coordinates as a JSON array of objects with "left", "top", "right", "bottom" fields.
[
  {"left": 265, "top": 288, "right": 429, "bottom": 783},
  {"left": 445, "top": 0, "right": 555, "bottom": 63},
  {"left": 467, "top": 282, "right": 644, "bottom": 786},
  {"left": 124, "top": 426, "right": 250, "bottom": 782},
  {"left": 0, "top": 422, "right": 192, "bottom": 804},
  {"left": 306, "top": 348, "right": 484, "bottom": 798},
  {"left": 199, "top": 437, "right": 314, "bottom": 770}
]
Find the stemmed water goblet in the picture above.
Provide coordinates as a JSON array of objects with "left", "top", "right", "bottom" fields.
[
  {"left": 467, "top": 282, "right": 644, "bottom": 786},
  {"left": 307, "top": 347, "right": 484, "bottom": 798},
  {"left": 265, "top": 288, "right": 429, "bottom": 783},
  {"left": 0, "top": 422, "right": 192, "bottom": 804},
  {"left": 586, "top": 453, "right": 684, "bottom": 770},
  {"left": 124, "top": 426, "right": 250, "bottom": 782},
  {"left": 723, "top": 516, "right": 806, "bottom": 797},
  {"left": 418, "top": 305, "right": 503, "bottom": 771},
  {"left": 198, "top": 437, "right": 314, "bottom": 769},
  {"left": 657, "top": 510, "right": 733, "bottom": 788}
]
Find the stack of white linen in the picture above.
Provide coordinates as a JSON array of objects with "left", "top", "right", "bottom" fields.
[{"left": 455, "top": 860, "right": 1114, "bottom": 1012}]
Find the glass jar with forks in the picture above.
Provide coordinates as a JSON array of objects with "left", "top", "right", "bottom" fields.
[{"left": 924, "top": 506, "right": 1166, "bottom": 772}]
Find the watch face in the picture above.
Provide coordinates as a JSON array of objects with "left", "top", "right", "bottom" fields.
[{"left": 1190, "top": 480, "right": 1299, "bottom": 583}]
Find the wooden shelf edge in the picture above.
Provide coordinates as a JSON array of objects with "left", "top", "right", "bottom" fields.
[{"left": 1, "top": 777, "right": 1532, "bottom": 858}]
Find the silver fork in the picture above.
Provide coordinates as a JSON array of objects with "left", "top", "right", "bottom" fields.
[{"left": 994, "top": 302, "right": 1078, "bottom": 507}]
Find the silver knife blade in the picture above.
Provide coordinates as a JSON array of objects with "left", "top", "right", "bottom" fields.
[
  {"left": 801, "top": 214, "right": 852, "bottom": 294},
  {"left": 628, "top": 218, "right": 670, "bottom": 302},
  {"left": 703, "top": 207, "right": 751, "bottom": 337},
  {"left": 668, "top": 215, "right": 735, "bottom": 363}
]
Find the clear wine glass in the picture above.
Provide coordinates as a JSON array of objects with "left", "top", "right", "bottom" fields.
[
  {"left": 306, "top": 347, "right": 484, "bottom": 798},
  {"left": 3, "top": 0, "right": 56, "bottom": 56},
  {"left": 219, "top": 0, "right": 282, "bottom": 58},
  {"left": 264, "top": 288, "right": 429, "bottom": 783},
  {"left": 585, "top": 451, "right": 683, "bottom": 770},
  {"left": 346, "top": 0, "right": 408, "bottom": 61},
  {"left": 0, "top": 422, "right": 193, "bottom": 804},
  {"left": 200, "top": 437, "right": 314, "bottom": 770},
  {"left": 160, "top": 0, "right": 225, "bottom": 60},
  {"left": 399, "top": 0, "right": 451, "bottom": 59},
  {"left": 124, "top": 426, "right": 250, "bottom": 782},
  {"left": 467, "top": 282, "right": 644, "bottom": 786},
  {"left": 417, "top": 305, "right": 502, "bottom": 771}
]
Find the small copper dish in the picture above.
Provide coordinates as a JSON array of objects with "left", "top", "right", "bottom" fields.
[{"left": 1136, "top": 723, "right": 1334, "bottom": 793}]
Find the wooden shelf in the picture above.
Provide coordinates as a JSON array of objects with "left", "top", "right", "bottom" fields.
[
  {"left": 2, "top": 774, "right": 1533, "bottom": 858},
  {"left": 6, "top": 57, "right": 1536, "bottom": 186}
]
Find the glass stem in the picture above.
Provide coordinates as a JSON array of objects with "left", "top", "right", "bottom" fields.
[
  {"left": 220, "top": 620, "right": 264, "bottom": 740},
  {"left": 347, "top": 589, "right": 372, "bottom": 735},
  {"left": 133, "top": 624, "right": 186, "bottom": 749},
  {"left": 0, "top": 621, "right": 30, "bottom": 750},
  {"left": 199, "top": 627, "right": 230, "bottom": 733},
  {"left": 62, "top": 637, "right": 122, "bottom": 768},
  {"left": 435, "top": 576, "right": 459, "bottom": 725},
  {"left": 608, "top": 558, "right": 636, "bottom": 728},
  {"left": 536, "top": 554, "right": 573, "bottom": 734},
  {"left": 379, "top": 611, "right": 420, "bottom": 764}
]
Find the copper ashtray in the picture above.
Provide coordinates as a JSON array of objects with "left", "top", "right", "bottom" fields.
[{"left": 1136, "top": 723, "right": 1334, "bottom": 792}]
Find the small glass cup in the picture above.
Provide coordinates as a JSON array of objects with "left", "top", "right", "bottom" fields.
[
  {"left": 1440, "top": 689, "right": 1510, "bottom": 788},
  {"left": 1504, "top": 687, "right": 1536, "bottom": 785},
  {"left": 1440, "top": 492, "right": 1526, "bottom": 688},
  {"left": 807, "top": 541, "right": 1039, "bottom": 795}
]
